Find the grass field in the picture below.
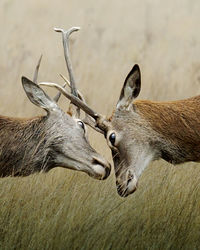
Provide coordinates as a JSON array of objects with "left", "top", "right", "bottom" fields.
[{"left": 1, "top": 0, "right": 200, "bottom": 249}]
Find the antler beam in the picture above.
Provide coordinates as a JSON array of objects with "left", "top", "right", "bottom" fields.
[
  {"left": 39, "top": 81, "right": 99, "bottom": 120},
  {"left": 54, "top": 27, "right": 80, "bottom": 97}
]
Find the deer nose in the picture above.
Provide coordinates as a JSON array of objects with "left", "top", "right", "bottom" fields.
[
  {"left": 126, "top": 175, "right": 138, "bottom": 195},
  {"left": 92, "top": 156, "right": 111, "bottom": 180},
  {"left": 116, "top": 171, "right": 138, "bottom": 197}
]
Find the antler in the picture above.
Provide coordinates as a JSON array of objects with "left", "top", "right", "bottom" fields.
[
  {"left": 59, "top": 74, "right": 105, "bottom": 134},
  {"left": 33, "top": 55, "right": 66, "bottom": 102},
  {"left": 37, "top": 27, "right": 109, "bottom": 133},
  {"left": 54, "top": 27, "right": 80, "bottom": 96},
  {"left": 33, "top": 55, "right": 43, "bottom": 84},
  {"left": 39, "top": 81, "right": 109, "bottom": 134},
  {"left": 60, "top": 73, "right": 85, "bottom": 101},
  {"left": 54, "top": 27, "right": 81, "bottom": 116},
  {"left": 32, "top": 29, "right": 107, "bottom": 133},
  {"left": 39, "top": 81, "right": 97, "bottom": 118}
]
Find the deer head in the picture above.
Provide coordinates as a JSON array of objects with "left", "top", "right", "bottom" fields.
[
  {"left": 19, "top": 27, "right": 111, "bottom": 179},
  {"left": 19, "top": 76, "right": 110, "bottom": 179}
]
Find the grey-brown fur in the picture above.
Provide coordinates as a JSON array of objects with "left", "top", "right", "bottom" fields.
[
  {"left": 0, "top": 115, "right": 57, "bottom": 176},
  {"left": 0, "top": 112, "right": 87, "bottom": 177},
  {"left": 0, "top": 77, "right": 110, "bottom": 179}
]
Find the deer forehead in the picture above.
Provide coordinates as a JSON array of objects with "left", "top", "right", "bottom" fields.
[
  {"left": 47, "top": 111, "right": 80, "bottom": 132},
  {"left": 111, "top": 109, "right": 148, "bottom": 132},
  {"left": 109, "top": 109, "right": 160, "bottom": 148}
]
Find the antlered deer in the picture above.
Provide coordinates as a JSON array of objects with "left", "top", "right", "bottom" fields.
[
  {"left": 0, "top": 27, "right": 111, "bottom": 178},
  {"left": 43, "top": 64, "right": 200, "bottom": 197}
]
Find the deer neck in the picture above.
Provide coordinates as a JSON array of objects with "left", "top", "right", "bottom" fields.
[
  {"left": 0, "top": 115, "right": 55, "bottom": 177},
  {"left": 135, "top": 97, "right": 200, "bottom": 164}
]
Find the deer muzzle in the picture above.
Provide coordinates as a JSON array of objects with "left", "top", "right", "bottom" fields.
[
  {"left": 116, "top": 170, "right": 138, "bottom": 197},
  {"left": 91, "top": 156, "right": 111, "bottom": 180}
]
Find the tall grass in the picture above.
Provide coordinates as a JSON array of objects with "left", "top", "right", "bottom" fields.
[
  {"left": 1, "top": 0, "right": 200, "bottom": 249},
  {"left": 1, "top": 163, "right": 200, "bottom": 249}
]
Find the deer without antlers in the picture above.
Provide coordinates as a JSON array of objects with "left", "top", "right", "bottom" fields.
[
  {"left": 0, "top": 27, "right": 111, "bottom": 178},
  {"left": 44, "top": 63, "right": 200, "bottom": 197}
]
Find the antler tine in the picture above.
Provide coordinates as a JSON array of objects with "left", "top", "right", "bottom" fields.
[
  {"left": 39, "top": 81, "right": 99, "bottom": 120},
  {"left": 32, "top": 55, "right": 64, "bottom": 103},
  {"left": 54, "top": 27, "right": 80, "bottom": 97},
  {"left": 53, "top": 82, "right": 67, "bottom": 102},
  {"left": 59, "top": 73, "right": 103, "bottom": 133},
  {"left": 59, "top": 73, "right": 86, "bottom": 102},
  {"left": 39, "top": 81, "right": 109, "bottom": 133},
  {"left": 33, "top": 54, "right": 42, "bottom": 83}
]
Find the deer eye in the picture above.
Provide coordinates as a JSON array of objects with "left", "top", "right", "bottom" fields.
[
  {"left": 109, "top": 132, "right": 116, "bottom": 146},
  {"left": 77, "top": 121, "right": 85, "bottom": 131}
]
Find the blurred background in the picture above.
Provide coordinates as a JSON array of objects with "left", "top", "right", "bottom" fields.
[{"left": 1, "top": 0, "right": 200, "bottom": 249}]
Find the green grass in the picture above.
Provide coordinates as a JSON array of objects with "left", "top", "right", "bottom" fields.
[{"left": 1, "top": 162, "right": 200, "bottom": 249}]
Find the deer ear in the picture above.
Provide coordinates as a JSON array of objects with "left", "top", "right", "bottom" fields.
[
  {"left": 117, "top": 64, "right": 141, "bottom": 110},
  {"left": 21, "top": 76, "right": 59, "bottom": 114}
]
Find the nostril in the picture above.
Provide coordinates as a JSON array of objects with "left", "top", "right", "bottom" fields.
[
  {"left": 127, "top": 170, "right": 134, "bottom": 179},
  {"left": 92, "top": 158, "right": 99, "bottom": 165},
  {"left": 92, "top": 157, "right": 110, "bottom": 179},
  {"left": 127, "top": 178, "right": 132, "bottom": 186},
  {"left": 126, "top": 175, "right": 137, "bottom": 195},
  {"left": 92, "top": 157, "right": 110, "bottom": 170},
  {"left": 102, "top": 167, "right": 110, "bottom": 180},
  {"left": 127, "top": 170, "right": 135, "bottom": 185}
]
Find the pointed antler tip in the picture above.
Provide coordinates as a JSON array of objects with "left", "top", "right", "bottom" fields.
[
  {"left": 54, "top": 27, "right": 81, "bottom": 33},
  {"left": 39, "top": 54, "right": 43, "bottom": 61},
  {"left": 74, "top": 27, "right": 81, "bottom": 30},
  {"left": 54, "top": 27, "right": 63, "bottom": 33}
]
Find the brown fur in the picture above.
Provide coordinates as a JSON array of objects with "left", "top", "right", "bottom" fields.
[{"left": 135, "top": 95, "right": 200, "bottom": 163}]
